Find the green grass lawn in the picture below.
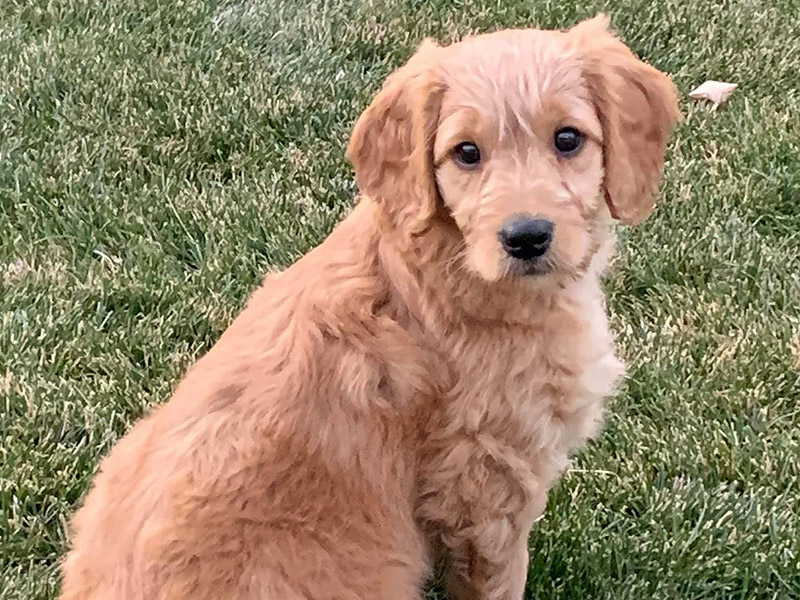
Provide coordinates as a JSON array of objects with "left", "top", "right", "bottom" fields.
[{"left": 1, "top": 0, "right": 798, "bottom": 598}]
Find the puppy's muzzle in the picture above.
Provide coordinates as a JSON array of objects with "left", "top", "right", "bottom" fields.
[{"left": 499, "top": 215, "right": 554, "bottom": 260}]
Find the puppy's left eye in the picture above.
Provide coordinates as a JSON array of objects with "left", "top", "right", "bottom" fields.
[
  {"left": 453, "top": 142, "right": 481, "bottom": 169},
  {"left": 554, "top": 127, "right": 584, "bottom": 156}
]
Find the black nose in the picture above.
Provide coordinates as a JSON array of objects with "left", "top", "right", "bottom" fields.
[{"left": 499, "top": 216, "right": 554, "bottom": 260}]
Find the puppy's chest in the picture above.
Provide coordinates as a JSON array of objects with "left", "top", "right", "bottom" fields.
[{"left": 444, "top": 302, "right": 623, "bottom": 467}]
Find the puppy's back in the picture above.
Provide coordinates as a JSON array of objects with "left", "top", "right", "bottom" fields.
[{"left": 60, "top": 205, "right": 430, "bottom": 599}]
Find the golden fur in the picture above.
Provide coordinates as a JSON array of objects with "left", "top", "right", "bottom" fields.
[{"left": 60, "top": 16, "right": 679, "bottom": 600}]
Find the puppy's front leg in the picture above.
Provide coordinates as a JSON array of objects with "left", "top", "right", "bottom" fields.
[
  {"left": 418, "top": 442, "right": 547, "bottom": 600},
  {"left": 441, "top": 521, "right": 530, "bottom": 600}
]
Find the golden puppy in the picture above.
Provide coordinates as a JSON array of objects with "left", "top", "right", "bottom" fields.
[{"left": 61, "top": 15, "right": 679, "bottom": 600}]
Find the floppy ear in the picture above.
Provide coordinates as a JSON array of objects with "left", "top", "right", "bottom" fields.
[
  {"left": 571, "top": 16, "right": 680, "bottom": 225},
  {"left": 346, "top": 40, "right": 444, "bottom": 234}
]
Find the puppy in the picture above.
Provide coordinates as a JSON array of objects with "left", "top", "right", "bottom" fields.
[{"left": 60, "top": 15, "right": 679, "bottom": 600}]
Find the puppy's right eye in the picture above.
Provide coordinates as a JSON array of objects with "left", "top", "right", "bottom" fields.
[
  {"left": 554, "top": 127, "right": 584, "bottom": 156},
  {"left": 453, "top": 142, "right": 481, "bottom": 169}
]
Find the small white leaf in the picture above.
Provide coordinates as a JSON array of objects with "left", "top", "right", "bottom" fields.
[{"left": 689, "top": 80, "right": 738, "bottom": 107}]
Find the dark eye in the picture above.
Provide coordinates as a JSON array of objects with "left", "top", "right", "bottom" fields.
[
  {"left": 554, "top": 127, "right": 584, "bottom": 156},
  {"left": 453, "top": 142, "right": 481, "bottom": 168}
]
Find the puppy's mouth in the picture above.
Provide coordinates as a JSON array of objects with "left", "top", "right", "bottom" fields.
[{"left": 505, "top": 256, "right": 554, "bottom": 277}]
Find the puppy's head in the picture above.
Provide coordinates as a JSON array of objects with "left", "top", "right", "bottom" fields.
[{"left": 347, "top": 16, "right": 680, "bottom": 282}]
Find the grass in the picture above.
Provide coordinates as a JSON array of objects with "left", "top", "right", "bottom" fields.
[{"left": 0, "top": 0, "right": 798, "bottom": 598}]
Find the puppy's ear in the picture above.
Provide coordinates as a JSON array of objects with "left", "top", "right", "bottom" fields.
[
  {"left": 571, "top": 16, "right": 680, "bottom": 225},
  {"left": 346, "top": 40, "right": 444, "bottom": 234}
]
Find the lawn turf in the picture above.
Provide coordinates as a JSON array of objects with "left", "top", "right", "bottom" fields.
[{"left": 1, "top": 0, "right": 798, "bottom": 598}]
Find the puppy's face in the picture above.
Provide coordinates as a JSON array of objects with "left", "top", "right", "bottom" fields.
[
  {"left": 348, "top": 17, "right": 680, "bottom": 284},
  {"left": 434, "top": 31, "right": 606, "bottom": 280}
]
